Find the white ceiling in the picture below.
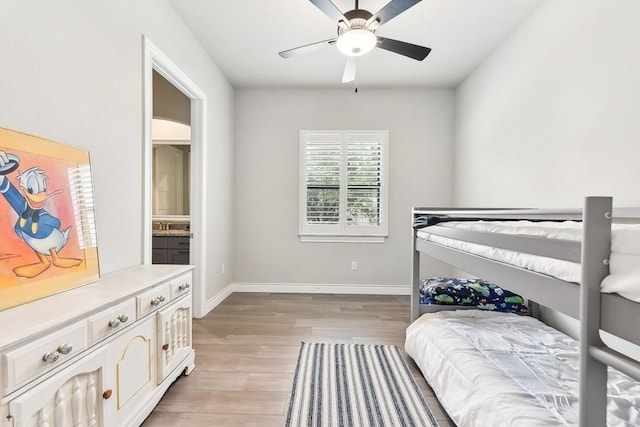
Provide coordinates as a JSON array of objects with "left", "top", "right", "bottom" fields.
[{"left": 168, "top": 0, "right": 546, "bottom": 88}]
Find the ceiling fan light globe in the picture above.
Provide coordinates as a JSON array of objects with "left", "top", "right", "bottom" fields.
[{"left": 336, "top": 29, "right": 377, "bottom": 57}]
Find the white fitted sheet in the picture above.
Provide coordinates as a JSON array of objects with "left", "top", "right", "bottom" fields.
[
  {"left": 405, "top": 310, "right": 640, "bottom": 427},
  {"left": 416, "top": 221, "right": 640, "bottom": 302}
]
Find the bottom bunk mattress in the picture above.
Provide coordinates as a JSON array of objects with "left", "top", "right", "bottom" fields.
[{"left": 405, "top": 310, "right": 640, "bottom": 426}]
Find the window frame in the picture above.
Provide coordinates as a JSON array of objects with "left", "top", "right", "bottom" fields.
[{"left": 299, "top": 130, "right": 389, "bottom": 243}]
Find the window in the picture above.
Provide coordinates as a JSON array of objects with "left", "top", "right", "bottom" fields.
[{"left": 299, "top": 130, "right": 388, "bottom": 242}]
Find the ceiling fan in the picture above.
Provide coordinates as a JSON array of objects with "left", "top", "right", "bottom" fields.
[{"left": 279, "top": 0, "right": 431, "bottom": 83}]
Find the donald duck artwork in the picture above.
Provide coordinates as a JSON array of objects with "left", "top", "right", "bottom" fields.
[{"left": 0, "top": 150, "right": 82, "bottom": 279}]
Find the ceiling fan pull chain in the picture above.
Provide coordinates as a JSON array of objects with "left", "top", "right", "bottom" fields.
[{"left": 354, "top": 57, "right": 359, "bottom": 93}]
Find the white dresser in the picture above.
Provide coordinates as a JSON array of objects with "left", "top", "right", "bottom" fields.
[{"left": 0, "top": 264, "right": 195, "bottom": 427}]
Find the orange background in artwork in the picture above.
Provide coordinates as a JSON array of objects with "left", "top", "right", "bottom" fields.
[
  {"left": 0, "top": 128, "right": 99, "bottom": 310},
  {"left": 0, "top": 149, "right": 84, "bottom": 285}
]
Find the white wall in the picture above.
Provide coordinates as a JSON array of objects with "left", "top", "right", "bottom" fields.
[
  {"left": 0, "top": 1, "right": 235, "bottom": 304},
  {"left": 455, "top": 0, "right": 640, "bottom": 209},
  {"left": 233, "top": 88, "right": 454, "bottom": 291},
  {"left": 454, "top": 0, "right": 640, "bottom": 351}
]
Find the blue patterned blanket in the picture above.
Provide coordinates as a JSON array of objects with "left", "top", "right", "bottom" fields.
[{"left": 419, "top": 277, "right": 528, "bottom": 314}]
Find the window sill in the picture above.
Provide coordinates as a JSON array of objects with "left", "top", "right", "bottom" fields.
[{"left": 299, "top": 235, "right": 387, "bottom": 243}]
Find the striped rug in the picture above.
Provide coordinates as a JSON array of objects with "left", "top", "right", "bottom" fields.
[{"left": 285, "top": 342, "right": 439, "bottom": 427}]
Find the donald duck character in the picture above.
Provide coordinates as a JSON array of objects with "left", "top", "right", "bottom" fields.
[{"left": 0, "top": 150, "right": 81, "bottom": 278}]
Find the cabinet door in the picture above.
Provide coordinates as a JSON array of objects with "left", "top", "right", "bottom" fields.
[
  {"left": 152, "top": 237, "right": 169, "bottom": 264},
  {"left": 152, "top": 248, "right": 168, "bottom": 264},
  {"left": 157, "top": 295, "right": 192, "bottom": 383},
  {"left": 107, "top": 316, "right": 156, "bottom": 427},
  {"left": 9, "top": 347, "right": 111, "bottom": 427},
  {"left": 167, "top": 249, "right": 189, "bottom": 265},
  {"left": 151, "top": 236, "right": 168, "bottom": 249}
]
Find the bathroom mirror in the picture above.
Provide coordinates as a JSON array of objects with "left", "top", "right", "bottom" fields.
[{"left": 152, "top": 119, "right": 191, "bottom": 219}]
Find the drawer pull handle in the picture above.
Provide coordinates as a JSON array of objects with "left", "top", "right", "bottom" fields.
[
  {"left": 103, "top": 389, "right": 113, "bottom": 400},
  {"left": 57, "top": 344, "right": 73, "bottom": 355},
  {"left": 150, "top": 295, "right": 166, "bottom": 306},
  {"left": 178, "top": 283, "right": 191, "bottom": 291},
  {"left": 162, "top": 344, "right": 169, "bottom": 351},
  {"left": 118, "top": 314, "right": 129, "bottom": 323},
  {"left": 43, "top": 352, "right": 60, "bottom": 364}
]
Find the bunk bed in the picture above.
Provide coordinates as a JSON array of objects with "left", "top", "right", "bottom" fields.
[{"left": 405, "top": 197, "right": 640, "bottom": 427}]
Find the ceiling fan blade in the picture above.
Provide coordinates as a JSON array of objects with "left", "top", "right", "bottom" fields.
[
  {"left": 367, "top": 0, "right": 421, "bottom": 27},
  {"left": 376, "top": 37, "right": 431, "bottom": 61},
  {"left": 279, "top": 39, "right": 337, "bottom": 58},
  {"left": 342, "top": 56, "right": 357, "bottom": 83},
  {"left": 309, "top": 0, "right": 349, "bottom": 25}
]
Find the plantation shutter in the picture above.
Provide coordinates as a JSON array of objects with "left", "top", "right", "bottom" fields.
[
  {"left": 305, "top": 140, "right": 341, "bottom": 224},
  {"left": 300, "top": 130, "right": 388, "bottom": 241},
  {"left": 347, "top": 140, "right": 381, "bottom": 226}
]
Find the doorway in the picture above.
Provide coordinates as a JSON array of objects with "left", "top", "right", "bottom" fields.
[
  {"left": 151, "top": 72, "right": 191, "bottom": 221},
  {"left": 143, "top": 36, "right": 208, "bottom": 318}
]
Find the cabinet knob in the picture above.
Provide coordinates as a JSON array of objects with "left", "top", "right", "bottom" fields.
[
  {"left": 103, "top": 389, "right": 113, "bottom": 400},
  {"left": 178, "top": 283, "right": 191, "bottom": 291},
  {"left": 42, "top": 352, "right": 60, "bottom": 364},
  {"left": 150, "top": 295, "right": 166, "bottom": 306},
  {"left": 57, "top": 343, "right": 73, "bottom": 355},
  {"left": 162, "top": 344, "right": 169, "bottom": 351},
  {"left": 109, "top": 314, "right": 129, "bottom": 328}
]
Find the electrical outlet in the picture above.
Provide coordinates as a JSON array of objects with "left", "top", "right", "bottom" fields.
[{"left": 351, "top": 261, "right": 358, "bottom": 271}]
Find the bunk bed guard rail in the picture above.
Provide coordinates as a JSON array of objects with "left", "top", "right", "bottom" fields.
[{"left": 411, "top": 197, "right": 640, "bottom": 427}]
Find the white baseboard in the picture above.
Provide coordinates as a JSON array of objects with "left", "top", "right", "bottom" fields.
[
  {"left": 231, "top": 282, "right": 412, "bottom": 296},
  {"left": 200, "top": 283, "right": 234, "bottom": 318}
]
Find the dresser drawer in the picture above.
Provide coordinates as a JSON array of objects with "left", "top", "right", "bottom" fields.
[
  {"left": 169, "top": 273, "right": 192, "bottom": 298},
  {"left": 88, "top": 298, "right": 137, "bottom": 344},
  {"left": 136, "top": 283, "right": 170, "bottom": 318},
  {"left": 2, "top": 321, "right": 87, "bottom": 395}
]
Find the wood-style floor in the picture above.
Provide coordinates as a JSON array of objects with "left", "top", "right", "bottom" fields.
[{"left": 142, "top": 293, "right": 454, "bottom": 427}]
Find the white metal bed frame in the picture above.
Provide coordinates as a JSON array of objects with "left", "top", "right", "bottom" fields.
[{"left": 410, "top": 196, "right": 640, "bottom": 427}]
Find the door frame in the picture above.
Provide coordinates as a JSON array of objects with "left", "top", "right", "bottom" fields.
[{"left": 142, "top": 36, "right": 208, "bottom": 318}]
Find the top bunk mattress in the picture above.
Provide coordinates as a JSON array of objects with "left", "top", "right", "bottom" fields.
[
  {"left": 416, "top": 221, "right": 640, "bottom": 302},
  {"left": 405, "top": 310, "right": 640, "bottom": 427}
]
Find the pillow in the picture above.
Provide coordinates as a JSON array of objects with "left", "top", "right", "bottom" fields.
[{"left": 419, "top": 277, "right": 528, "bottom": 314}]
